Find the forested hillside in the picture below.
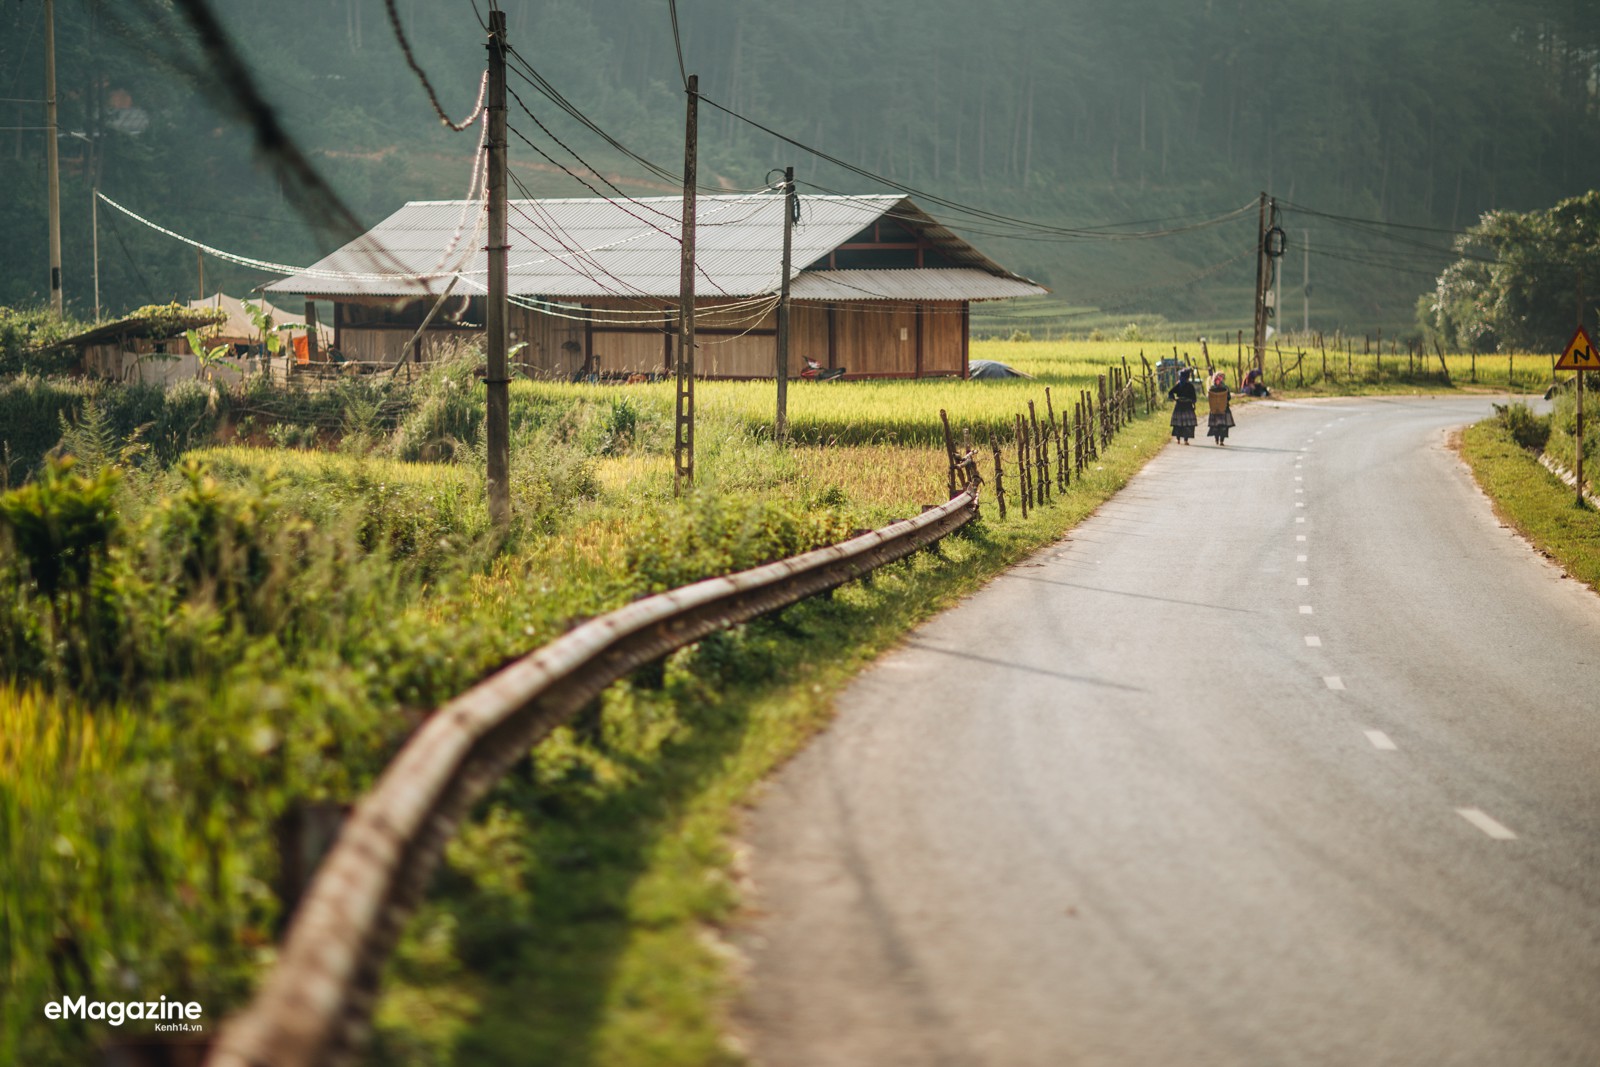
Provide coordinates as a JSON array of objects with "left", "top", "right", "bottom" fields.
[{"left": 2, "top": 0, "right": 1596, "bottom": 334}]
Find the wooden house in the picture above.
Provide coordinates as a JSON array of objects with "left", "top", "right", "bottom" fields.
[{"left": 266, "top": 193, "right": 1047, "bottom": 380}]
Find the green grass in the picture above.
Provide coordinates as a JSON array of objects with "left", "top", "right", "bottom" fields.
[
  {"left": 368, "top": 413, "right": 1172, "bottom": 1066},
  {"left": 2, "top": 345, "right": 1165, "bottom": 1065},
  {"left": 1458, "top": 418, "right": 1600, "bottom": 592}
]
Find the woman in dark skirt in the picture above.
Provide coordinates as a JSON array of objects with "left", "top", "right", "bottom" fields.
[
  {"left": 1167, "top": 367, "right": 1198, "bottom": 444},
  {"left": 1207, "top": 372, "right": 1236, "bottom": 445}
]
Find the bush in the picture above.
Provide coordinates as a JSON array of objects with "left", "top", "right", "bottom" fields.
[
  {"left": 1007, "top": 329, "right": 1033, "bottom": 343},
  {"left": 0, "top": 305, "right": 86, "bottom": 377},
  {"left": 1497, "top": 402, "right": 1551, "bottom": 452}
]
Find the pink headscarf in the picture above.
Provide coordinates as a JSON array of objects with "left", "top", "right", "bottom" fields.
[{"left": 1212, "top": 372, "right": 1226, "bottom": 387}]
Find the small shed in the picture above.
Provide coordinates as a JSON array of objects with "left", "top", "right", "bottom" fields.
[
  {"left": 265, "top": 193, "right": 1047, "bottom": 380},
  {"left": 54, "top": 304, "right": 234, "bottom": 385}
]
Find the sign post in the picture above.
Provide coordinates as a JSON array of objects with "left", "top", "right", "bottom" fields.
[{"left": 1555, "top": 325, "right": 1597, "bottom": 507}]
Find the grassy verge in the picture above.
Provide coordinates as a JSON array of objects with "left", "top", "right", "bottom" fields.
[
  {"left": 370, "top": 415, "right": 1172, "bottom": 1066},
  {"left": 1, "top": 345, "right": 1165, "bottom": 1064},
  {"left": 1457, "top": 417, "right": 1600, "bottom": 592}
]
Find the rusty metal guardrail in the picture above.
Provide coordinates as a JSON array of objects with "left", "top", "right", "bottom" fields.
[{"left": 206, "top": 484, "right": 979, "bottom": 1067}]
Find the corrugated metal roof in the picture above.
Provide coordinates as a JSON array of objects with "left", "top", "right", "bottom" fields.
[
  {"left": 791, "top": 267, "right": 1046, "bottom": 302},
  {"left": 265, "top": 194, "right": 1045, "bottom": 301}
]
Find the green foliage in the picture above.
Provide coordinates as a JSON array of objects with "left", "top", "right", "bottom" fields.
[
  {"left": 1420, "top": 190, "right": 1600, "bottom": 353},
  {"left": 625, "top": 492, "right": 855, "bottom": 595},
  {"left": 0, "top": 305, "right": 86, "bottom": 377},
  {"left": 1462, "top": 419, "right": 1600, "bottom": 590},
  {"left": 0, "top": 456, "right": 121, "bottom": 599},
  {"left": 1547, "top": 386, "right": 1599, "bottom": 485},
  {"left": 1007, "top": 329, "right": 1033, "bottom": 343},
  {"left": 1496, "top": 402, "right": 1552, "bottom": 452}
]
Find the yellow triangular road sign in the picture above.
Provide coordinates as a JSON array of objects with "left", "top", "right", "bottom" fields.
[{"left": 1556, "top": 325, "right": 1599, "bottom": 370}]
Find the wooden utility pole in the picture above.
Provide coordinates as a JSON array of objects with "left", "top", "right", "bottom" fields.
[
  {"left": 675, "top": 74, "right": 700, "bottom": 494},
  {"left": 775, "top": 165, "right": 794, "bottom": 441},
  {"left": 484, "top": 11, "right": 511, "bottom": 527},
  {"left": 45, "top": 0, "right": 62, "bottom": 313},
  {"left": 1251, "top": 192, "right": 1267, "bottom": 374}
]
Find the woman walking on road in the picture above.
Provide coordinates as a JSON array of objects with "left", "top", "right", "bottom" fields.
[
  {"left": 1207, "top": 372, "right": 1236, "bottom": 446},
  {"left": 1167, "top": 367, "right": 1198, "bottom": 444}
]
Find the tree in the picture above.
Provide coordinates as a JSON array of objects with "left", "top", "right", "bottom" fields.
[{"left": 1420, "top": 190, "right": 1600, "bottom": 353}]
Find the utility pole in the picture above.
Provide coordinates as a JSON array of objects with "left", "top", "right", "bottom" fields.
[
  {"left": 44, "top": 0, "right": 62, "bottom": 314},
  {"left": 1252, "top": 191, "right": 1267, "bottom": 374},
  {"left": 1578, "top": 270, "right": 1586, "bottom": 509},
  {"left": 775, "top": 165, "right": 794, "bottom": 441},
  {"left": 484, "top": 11, "right": 511, "bottom": 527},
  {"left": 675, "top": 74, "right": 699, "bottom": 494},
  {"left": 91, "top": 188, "right": 100, "bottom": 321},
  {"left": 1302, "top": 228, "right": 1310, "bottom": 335}
]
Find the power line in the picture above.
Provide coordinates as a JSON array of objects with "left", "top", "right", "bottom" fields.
[
  {"left": 666, "top": 0, "right": 689, "bottom": 90},
  {"left": 383, "top": 0, "right": 488, "bottom": 131}
]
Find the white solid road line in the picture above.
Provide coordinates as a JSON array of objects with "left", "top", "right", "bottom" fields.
[
  {"left": 1457, "top": 808, "right": 1518, "bottom": 840},
  {"left": 1324, "top": 676, "right": 1346, "bottom": 691},
  {"left": 1364, "top": 730, "right": 1398, "bottom": 750}
]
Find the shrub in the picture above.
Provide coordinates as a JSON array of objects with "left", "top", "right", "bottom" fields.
[
  {"left": 1007, "top": 329, "right": 1033, "bottom": 343},
  {"left": 1497, "top": 402, "right": 1551, "bottom": 452}
]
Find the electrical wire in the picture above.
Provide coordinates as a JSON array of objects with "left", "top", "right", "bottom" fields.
[
  {"left": 666, "top": 0, "right": 689, "bottom": 90},
  {"left": 384, "top": 0, "right": 488, "bottom": 131}
]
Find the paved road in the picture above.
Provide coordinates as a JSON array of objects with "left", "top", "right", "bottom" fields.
[{"left": 735, "top": 397, "right": 1600, "bottom": 1067}]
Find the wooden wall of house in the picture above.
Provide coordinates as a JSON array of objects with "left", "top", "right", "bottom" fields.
[
  {"left": 335, "top": 328, "right": 480, "bottom": 366},
  {"left": 326, "top": 295, "right": 970, "bottom": 380},
  {"left": 921, "top": 302, "right": 966, "bottom": 375}
]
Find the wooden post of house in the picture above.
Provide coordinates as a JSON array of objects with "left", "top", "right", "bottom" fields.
[{"left": 304, "top": 302, "right": 321, "bottom": 363}]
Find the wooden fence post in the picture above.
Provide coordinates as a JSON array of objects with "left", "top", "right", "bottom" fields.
[
  {"left": 1028, "top": 399, "right": 1048, "bottom": 505},
  {"left": 1015, "top": 413, "right": 1031, "bottom": 518},
  {"left": 988, "top": 430, "right": 1007, "bottom": 520},
  {"left": 1059, "top": 411, "right": 1071, "bottom": 489},
  {"left": 939, "top": 409, "right": 959, "bottom": 499}
]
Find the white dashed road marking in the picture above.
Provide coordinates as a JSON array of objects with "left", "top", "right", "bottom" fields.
[
  {"left": 1299, "top": 605, "right": 1314, "bottom": 614},
  {"left": 1297, "top": 554, "right": 1307, "bottom": 562},
  {"left": 1324, "top": 676, "right": 1346, "bottom": 690},
  {"left": 1297, "top": 577, "right": 1309, "bottom": 586},
  {"left": 1304, "top": 635, "right": 1322, "bottom": 647},
  {"left": 1365, "top": 730, "right": 1397, "bottom": 750},
  {"left": 1296, "top": 534, "right": 1306, "bottom": 541},
  {"left": 1457, "top": 809, "right": 1518, "bottom": 840}
]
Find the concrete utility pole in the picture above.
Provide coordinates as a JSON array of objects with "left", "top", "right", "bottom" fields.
[
  {"left": 1578, "top": 271, "right": 1586, "bottom": 509},
  {"left": 45, "top": 0, "right": 62, "bottom": 313},
  {"left": 1252, "top": 192, "right": 1267, "bottom": 373},
  {"left": 1302, "top": 228, "right": 1310, "bottom": 334},
  {"left": 91, "top": 188, "right": 100, "bottom": 320},
  {"left": 675, "top": 74, "right": 700, "bottom": 494},
  {"left": 485, "top": 11, "right": 511, "bottom": 527},
  {"left": 775, "top": 165, "right": 794, "bottom": 441}
]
